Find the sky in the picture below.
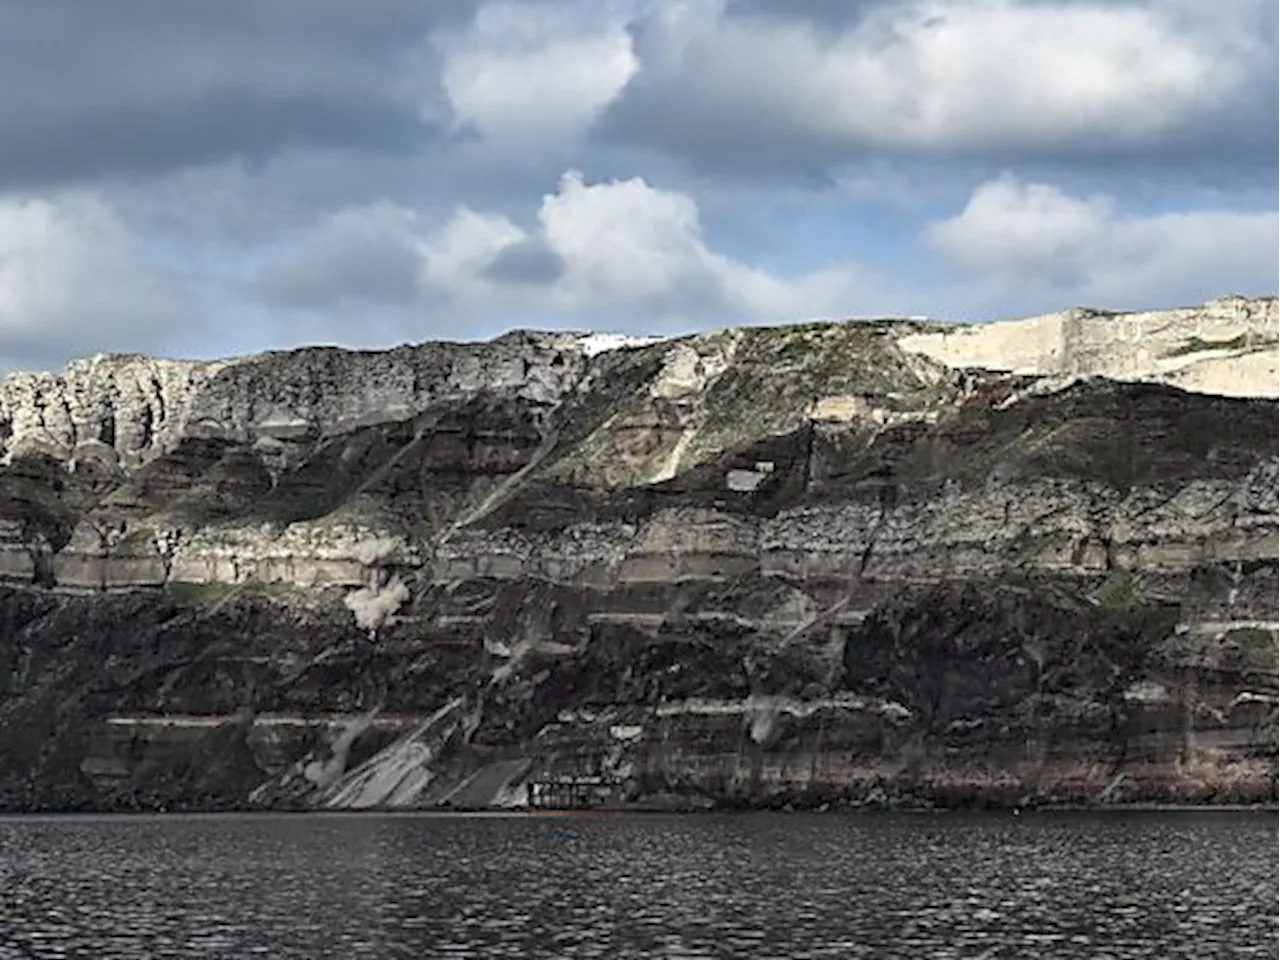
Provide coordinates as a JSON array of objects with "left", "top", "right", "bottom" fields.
[{"left": 0, "top": 0, "right": 1276, "bottom": 372}]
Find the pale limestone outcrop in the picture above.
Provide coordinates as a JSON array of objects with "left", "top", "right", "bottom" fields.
[
  {"left": 4, "top": 296, "right": 1271, "bottom": 474},
  {"left": 50, "top": 520, "right": 421, "bottom": 592},
  {"left": 425, "top": 461, "right": 1278, "bottom": 592},
  {"left": 896, "top": 296, "right": 1279, "bottom": 398},
  {"left": 0, "top": 354, "right": 219, "bottom": 468},
  {"left": 649, "top": 335, "right": 737, "bottom": 400},
  {"left": 0, "top": 332, "right": 589, "bottom": 468}
]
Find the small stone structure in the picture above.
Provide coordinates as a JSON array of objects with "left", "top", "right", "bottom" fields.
[{"left": 526, "top": 775, "right": 620, "bottom": 810}]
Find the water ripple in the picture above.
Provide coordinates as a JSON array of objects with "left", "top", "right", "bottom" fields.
[{"left": 0, "top": 811, "right": 1274, "bottom": 959}]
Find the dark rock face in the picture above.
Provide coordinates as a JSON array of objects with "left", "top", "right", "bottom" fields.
[{"left": 0, "top": 314, "right": 1276, "bottom": 812}]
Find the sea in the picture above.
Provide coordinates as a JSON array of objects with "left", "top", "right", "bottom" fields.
[{"left": 0, "top": 810, "right": 1275, "bottom": 958}]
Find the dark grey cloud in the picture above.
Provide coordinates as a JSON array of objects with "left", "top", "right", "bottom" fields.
[
  {"left": 254, "top": 204, "right": 424, "bottom": 310},
  {"left": 0, "top": 0, "right": 476, "bottom": 190},
  {"left": 596, "top": 90, "right": 845, "bottom": 185},
  {"left": 480, "top": 239, "right": 566, "bottom": 285},
  {"left": 592, "top": 5, "right": 839, "bottom": 183},
  {"left": 2, "top": 90, "right": 437, "bottom": 190}
]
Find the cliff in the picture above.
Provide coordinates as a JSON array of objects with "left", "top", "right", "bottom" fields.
[{"left": 0, "top": 296, "right": 1276, "bottom": 812}]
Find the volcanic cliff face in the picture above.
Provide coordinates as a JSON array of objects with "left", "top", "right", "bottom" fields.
[{"left": 0, "top": 297, "right": 1276, "bottom": 812}]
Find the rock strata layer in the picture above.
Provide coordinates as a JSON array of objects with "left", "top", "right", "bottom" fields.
[{"left": 0, "top": 297, "right": 1276, "bottom": 812}]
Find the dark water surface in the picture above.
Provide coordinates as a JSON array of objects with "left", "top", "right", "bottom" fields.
[{"left": 0, "top": 811, "right": 1274, "bottom": 959}]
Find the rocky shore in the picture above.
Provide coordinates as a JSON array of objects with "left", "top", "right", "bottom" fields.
[{"left": 0, "top": 296, "right": 1276, "bottom": 812}]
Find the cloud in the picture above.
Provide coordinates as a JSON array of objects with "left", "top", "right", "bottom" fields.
[
  {"left": 0, "top": 0, "right": 473, "bottom": 190},
  {"left": 0, "top": 195, "right": 192, "bottom": 368},
  {"left": 727, "top": 0, "right": 880, "bottom": 28},
  {"left": 925, "top": 173, "right": 1279, "bottom": 312},
  {"left": 480, "top": 239, "right": 565, "bottom": 284},
  {"left": 0, "top": 0, "right": 1272, "bottom": 367},
  {"left": 256, "top": 203, "right": 425, "bottom": 310},
  {"left": 436, "top": 170, "right": 895, "bottom": 325},
  {"left": 441, "top": 1, "right": 638, "bottom": 147},
  {"left": 255, "top": 170, "right": 887, "bottom": 335},
  {"left": 601, "top": 0, "right": 1275, "bottom": 178}
]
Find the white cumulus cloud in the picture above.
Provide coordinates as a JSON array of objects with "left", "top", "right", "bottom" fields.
[
  {"left": 925, "top": 173, "right": 1279, "bottom": 312},
  {"left": 0, "top": 195, "right": 192, "bottom": 369},
  {"left": 259, "top": 170, "right": 889, "bottom": 335},
  {"left": 441, "top": 1, "right": 638, "bottom": 146},
  {"left": 605, "top": 0, "right": 1267, "bottom": 170},
  {"left": 434, "top": 170, "right": 890, "bottom": 326}
]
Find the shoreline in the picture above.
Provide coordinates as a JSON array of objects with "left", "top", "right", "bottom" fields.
[{"left": 2, "top": 802, "right": 1276, "bottom": 819}]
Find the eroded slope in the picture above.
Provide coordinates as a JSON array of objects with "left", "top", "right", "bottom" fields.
[{"left": 0, "top": 297, "right": 1276, "bottom": 811}]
